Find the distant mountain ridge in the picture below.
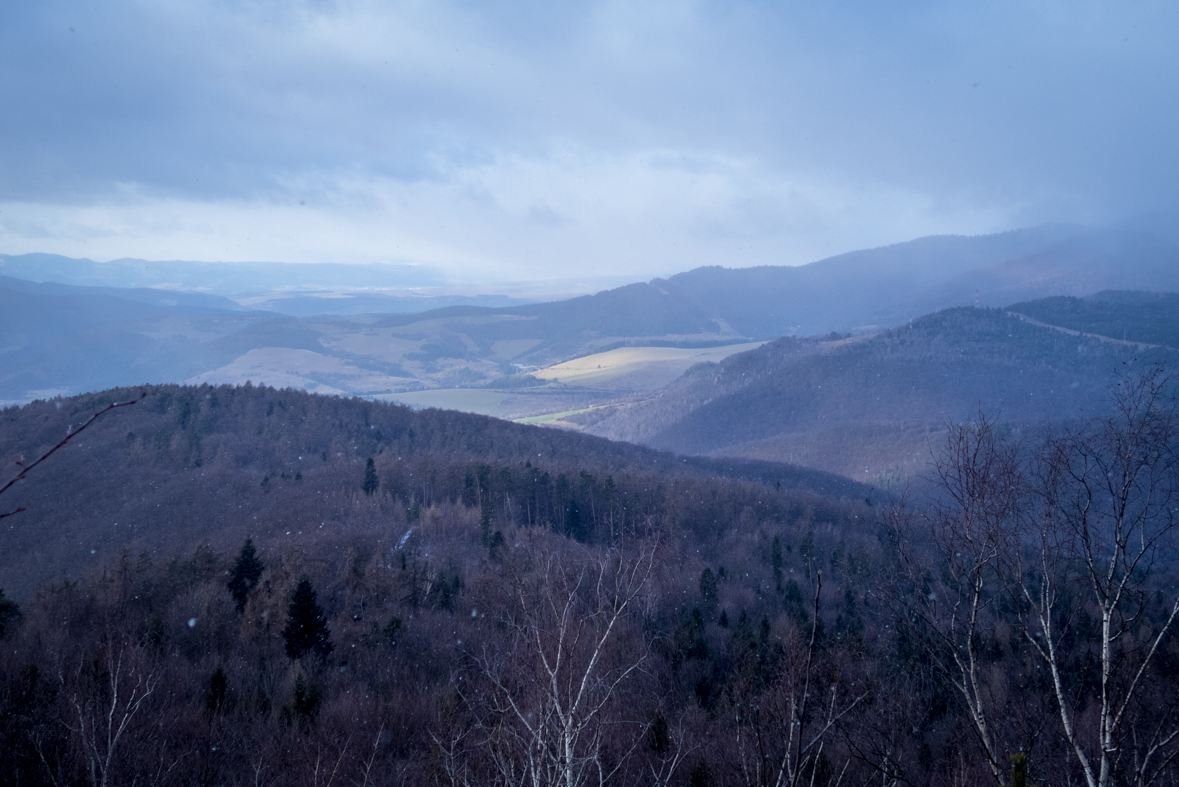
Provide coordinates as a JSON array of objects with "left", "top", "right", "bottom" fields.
[
  {"left": 534, "top": 225, "right": 1179, "bottom": 339},
  {"left": 0, "top": 252, "right": 447, "bottom": 293},
  {"left": 1007, "top": 290, "right": 1179, "bottom": 349},
  {"left": 571, "top": 296, "right": 1179, "bottom": 482},
  {"left": 3, "top": 224, "right": 1178, "bottom": 407}
]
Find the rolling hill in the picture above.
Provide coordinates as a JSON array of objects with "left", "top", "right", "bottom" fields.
[
  {"left": 570, "top": 298, "right": 1179, "bottom": 482},
  {"left": 0, "top": 383, "right": 865, "bottom": 602},
  {"left": 4, "top": 224, "right": 1178, "bottom": 415}
]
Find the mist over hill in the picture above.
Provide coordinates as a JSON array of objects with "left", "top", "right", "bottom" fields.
[
  {"left": 571, "top": 299, "right": 1179, "bottom": 482},
  {"left": 3, "top": 224, "right": 1178, "bottom": 415},
  {"left": 0, "top": 253, "right": 449, "bottom": 294}
]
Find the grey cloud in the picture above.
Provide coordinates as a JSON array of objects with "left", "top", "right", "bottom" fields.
[{"left": 1, "top": 0, "right": 1177, "bottom": 264}]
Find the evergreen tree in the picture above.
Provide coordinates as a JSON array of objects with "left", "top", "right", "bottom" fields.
[
  {"left": 291, "top": 674, "right": 321, "bottom": 726},
  {"left": 206, "top": 666, "right": 228, "bottom": 713},
  {"left": 363, "top": 457, "right": 379, "bottom": 496},
  {"left": 283, "top": 577, "right": 333, "bottom": 660},
  {"left": 771, "top": 536, "right": 784, "bottom": 592},
  {"left": 699, "top": 567, "right": 718, "bottom": 604},
  {"left": 227, "top": 537, "right": 264, "bottom": 612},
  {"left": 0, "top": 589, "right": 20, "bottom": 639}
]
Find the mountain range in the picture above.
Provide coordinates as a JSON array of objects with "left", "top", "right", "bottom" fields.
[
  {"left": 4, "top": 223, "right": 1178, "bottom": 408},
  {"left": 570, "top": 297, "right": 1178, "bottom": 482}
]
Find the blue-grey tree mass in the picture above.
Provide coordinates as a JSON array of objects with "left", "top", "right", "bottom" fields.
[{"left": 2, "top": 0, "right": 1176, "bottom": 280}]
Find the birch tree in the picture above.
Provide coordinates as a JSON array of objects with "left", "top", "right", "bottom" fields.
[
  {"left": 1019, "top": 364, "right": 1179, "bottom": 787},
  {"left": 732, "top": 573, "right": 866, "bottom": 787},
  {"left": 66, "top": 639, "right": 158, "bottom": 787},
  {"left": 891, "top": 416, "right": 1026, "bottom": 786},
  {"left": 469, "top": 544, "right": 653, "bottom": 787}
]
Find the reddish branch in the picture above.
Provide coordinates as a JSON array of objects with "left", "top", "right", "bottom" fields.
[{"left": 0, "top": 392, "right": 145, "bottom": 520}]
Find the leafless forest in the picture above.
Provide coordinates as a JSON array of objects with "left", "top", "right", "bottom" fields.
[{"left": 2, "top": 368, "right": 1179, "bottom": 787}]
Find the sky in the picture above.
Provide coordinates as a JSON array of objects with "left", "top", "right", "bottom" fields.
[{"left": 1, "top": 0, "right": 1177, "bottom": 285}]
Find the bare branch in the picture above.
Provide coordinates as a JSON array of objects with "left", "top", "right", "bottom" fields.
[{"left": 0, "top": 393, "right": 144, "bottom": 520}]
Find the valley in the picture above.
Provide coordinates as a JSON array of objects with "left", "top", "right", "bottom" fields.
[
  {"left": 4, "top": 224, "right": 1178, "bottom": 426},
  {"left": 570, "top": 301, "right": 1179, "bottom": 482},
  {"left": 4, "top": 230, "right": 1179, "bottom": 787}
]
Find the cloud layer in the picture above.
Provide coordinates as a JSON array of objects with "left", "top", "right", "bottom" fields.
[{"left": 2, "top": 0, "right": 1176, "bottom": 281}]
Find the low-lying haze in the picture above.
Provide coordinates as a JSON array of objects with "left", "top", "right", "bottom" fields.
[{"left": 3, "top": 1, "right": 1177, "bottom": 282}]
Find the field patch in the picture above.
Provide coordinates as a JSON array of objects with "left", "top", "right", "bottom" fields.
[
  {"left": 186, "top": 348, "right": 414, "bottom": 395},
  {"left": 376, "top": 387, "right": 609, "bottom": 421},
  {"left": 530, "top": 342, "right": 766, "bottom": 392}
]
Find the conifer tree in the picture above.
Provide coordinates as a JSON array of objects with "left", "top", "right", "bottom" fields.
[
  {"left": 0, "top": 588, "right": 19, "bottom": 638},
  {"left": 227, "top": 537, "right": 264, "bottom": 612},
  {"left": 699, "top": 568, "right": 718, "bottom": 604},
  {"left": 283, "top": 577, "right": 333, "bottom": 660},
  {"left": 206, "top": 666, "right": 228, "bottom": 714},
  {"left": 363, "top": 457, "right": 379, "bottom": 496}
]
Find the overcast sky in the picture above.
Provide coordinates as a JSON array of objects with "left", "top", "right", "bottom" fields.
[{"left": 1, "top": 0, "right": 1176, "bottom": 284}]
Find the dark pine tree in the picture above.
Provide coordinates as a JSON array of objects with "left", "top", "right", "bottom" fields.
[
  {"left": 227, "top": 538, "right": 264, "bottom": 612},
  {"left": 283, "top": 577, "right": 333, "bottom": 660},
  {"left": 206, "top": 666, "right": 228, "bottom": 714},
  {"left": 362, "top": 457, "right": 379, "bottom": 496},
  {"left": 0, "top": 589, "right": 19, "bottom": 638},
  {"left": 699, "top": 568, "right": 718, "bottom": 604}
]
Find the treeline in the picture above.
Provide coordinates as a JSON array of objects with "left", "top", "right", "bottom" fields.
[
  {"left": 3, "top": 370, "right": 1179, "bottom": 786},
  {"left": 0, "top": 383, "right": 860, "bottom": 601},
  {"left": 575, "top": 306, "right": 1179, "bottom": 478},
  {"left": 1009, "top": 290, "right": 1179, "bottom": 349}
]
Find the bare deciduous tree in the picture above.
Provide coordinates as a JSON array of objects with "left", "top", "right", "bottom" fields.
[
  {"left": 463, "top": 544, "right": 654, "bottom": 787},
  {"left": 66, "top": 638, "right": 158, "bottom": 787},
  {"left": 0, "top": 393, "right": 143, "bottom": 520},
  {"left": 733, "top": 573, "right": 865, "bottom": 787},
  {"left": 1018, "top": 364, "right": 1179, "bottom": 787},
  {"left": 890, "top": 415, "right": 1026, "bottom": 786}
]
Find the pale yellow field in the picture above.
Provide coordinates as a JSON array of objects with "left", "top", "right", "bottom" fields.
[{"left": 530, "top": 342, "right": 766, "bottom": 391}]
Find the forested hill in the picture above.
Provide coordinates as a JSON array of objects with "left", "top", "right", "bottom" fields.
[
  {"left": 0, "top": 384, "right": 863, "bottom": 601},
  {"left": 572, "top": 305, "right": 1179, "bottom": 481},
  {"left": 2, "top": 370, "right": 1178, "bottom": 786},
  {"left": 383, "top": 223, "right": 1179, "bottom": 346},
  {"left": 1008, "top": 290, "right": 1179, "bottom": 348},
  {"left": 5, "top": 227, "right": 1179, "bottom": 406}
]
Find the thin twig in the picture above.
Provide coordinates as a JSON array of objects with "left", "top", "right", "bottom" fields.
[{"left": 0, "top": 393, "right": 144, "bottom": 519}]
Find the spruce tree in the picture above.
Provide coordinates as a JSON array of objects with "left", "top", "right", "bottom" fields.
[
  {"left": 283, "top": 577, "right": 333, "bottom": 660},
  {"left": 0, "top": 589, "right": 20, "bottom": 639},
  {"left": 227, "top": 537, "right": 264, "bottom": 612},
  {"left": 206, "top": 666, "right": 228, "bottom": 713},
  {"left": 362, "top": 457, "right": 379, "bottom": 496},
  {"left": 699, "top": 568, "right": 718, "bottom": 604}
]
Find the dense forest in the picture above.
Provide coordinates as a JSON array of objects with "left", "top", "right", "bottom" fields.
[
  {"left": 2, "top": 369, "right": 1179, "bottom": 786},
  {"left": 1008, "top": 291, "right": 1179, "bottom": 349},
  {"left": 0, "top": 383, "right": 861, "bottom": 601}
]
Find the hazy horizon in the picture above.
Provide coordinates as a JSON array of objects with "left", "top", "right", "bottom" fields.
[{"left": 4, "top": 1, "right": 1177, "bottom": 285}]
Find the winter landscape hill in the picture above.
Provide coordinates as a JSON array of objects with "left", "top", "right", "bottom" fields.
[
  {"left": 570, "top": 295, "right": 1179, "bottom": 481},
  {"left": 4, "top": 230, "right": 1179, "bottom": 786},
  {"left": 3, "top": 224, "right": 1178, "bottom": 414}
]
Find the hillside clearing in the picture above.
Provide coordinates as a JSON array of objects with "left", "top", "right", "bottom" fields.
[{"left": 530, "top": 342, "right": 766, "bottom": 390}]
